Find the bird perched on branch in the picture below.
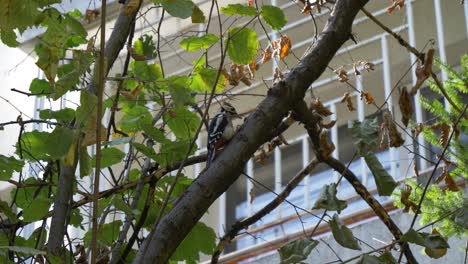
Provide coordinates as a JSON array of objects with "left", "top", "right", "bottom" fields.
[{"left": 206, "top": 102, "right": 240, "bottom": 167}]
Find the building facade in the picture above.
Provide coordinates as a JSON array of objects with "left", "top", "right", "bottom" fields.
[{"left": 8, "top": 0, "right": 468, "bottom": 263}]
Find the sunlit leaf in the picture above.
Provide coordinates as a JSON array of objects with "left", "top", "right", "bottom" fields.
[
  {"left": 180, "top": 34, "right": 218, "bottom": 51},
  {"left": 19, "top": 127, "right": 74, "bottom": 161},
  {"left": 221, "top": 4, "right": 257, "bottom": 16},
  {"left": 226, "top": 27, "right": 258, "bottom": 65}
]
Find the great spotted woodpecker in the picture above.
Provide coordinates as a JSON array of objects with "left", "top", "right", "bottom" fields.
[{"left": 206, "top": 102, "right": 239, "bottom": 167}]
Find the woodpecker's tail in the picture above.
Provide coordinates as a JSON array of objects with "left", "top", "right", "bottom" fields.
[{"left": 206, "top": 146, "right": 216, "bottom": 167}]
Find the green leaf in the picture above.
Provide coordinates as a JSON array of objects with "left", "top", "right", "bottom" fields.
[
  {"left": 83, "top": 220, "right": 122, "bottom": 247},
  {"left": 180, "top": 34, "right": 218, "bottom": 51},
  {"left": 39, "top": 108, "right": 75, "bottom": 123},
  {"left": 113, "top": 197, "right": 136, "bottom": 216},
  {"left": 132, "top": 142, "right": 158, "bottom": 160},
  {"left": 133, "top": 34, "right": 157, "bottom": 60},
  {"left": 191, "top": 5, "right": 205, "bottom": 23},
  {"left": 261, "top": 5, "right": 287, "bottom": 30},
  {"left": 120, "top": 105, "right": 153, "bottom": 133},
  {"left": 161, "top": 0, "right": 194, "bottom": 19},
  {"left": 171, "top": 222, "right": 216, "bottom": 263},
  {"left": 190, "top": 67, "right": 225, "bottom": 92},
  {"left": 131, "top": 61, "right": 163, "bottom": 81},
  {"left": 105, "top": 137, "right": 133, "bottom": 146},
  {"left": 0, "top": 29, "right": 19, "bottom": 47},
  {"left": 164, "top": 107, "right": 200, "bottom": 139},
  {"left": 91, "top": 148, "right": 125, "bottom": 168},
  {"left": 329, "top": 214, "right": 361, "bottom": 250},
  {"left": 143, "top": 126, "right": 170, "bottom": 143},
  {"left": 0, "top": 201, "right": 18, "bottom": 223},
  {"left": 35, "top": 44, "right": 58, "bottom": 82},
  {"left": 79, "top": 146, "right": 92, "bottom": 178},
  {"left": 19, "top": 127, "right": 74, "bottom": 161},
  {"left": 0, "top": 155, "right": 24, "bottom": 181},
  {"left": 158, "top": 75, "right": 193, "bottom": 106},
  {"left": 29, "top": 78, "right": 52, "bottom": 95},
  {"left": 21, "top": 197, "right": 52, "bottom": 222},
  {"left": 69, "top": 208, "right": 83, "bottom": 228},
  {"left": 378, "top": 252, "right": 397, "bottom": 263},
  {"left": 312, "top": 183, "right": 347, "bottom": 213},
  {"left": 221, "top": 4, "right": 257, "bottom": 16},
  {"left": 363, "top": 152, "right": 397, "bottom": 196},
  {"left": 157, "top": 139, "right": 196, "bottom": 167},
  {"left": 53, "top": 50, "right": 93, "bottom": 99},
  {"left": 401, "top": 229, "right": 450, "bottom": 249},
  {"left": 226, "top": 27, "right": 258, "bottom": 64},
  {"left": 356, "top": 254, "right": 383, "bottom": 264},
  {"left": 76, "top": 91, "right": 97, "bottom": 125},
  {"left": 0, "top": 246, "right": 45, "bottom": 256},
  {"left": 350, "top": 118, "right": 379, "bottom": 154},
  {"left": 278, "top": 238, "right": 318, "bottom": 264}
]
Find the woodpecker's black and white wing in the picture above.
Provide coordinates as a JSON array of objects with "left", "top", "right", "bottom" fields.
[{"left": 206, "top": 112, "right": 229, "bottom": 166}]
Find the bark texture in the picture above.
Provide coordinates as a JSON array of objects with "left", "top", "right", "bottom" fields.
[{"left": 133, "top": 0, "right": 369, "bottom": 262}]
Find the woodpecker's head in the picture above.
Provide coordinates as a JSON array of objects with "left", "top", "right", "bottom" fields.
[{"left": 220, "top": 102, "right": 239, "bottom": 118}]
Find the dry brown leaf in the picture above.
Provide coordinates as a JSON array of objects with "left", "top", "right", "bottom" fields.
[
  {"left": 353, "top": 64, "right": 361, "bottom": 76},
  {"left": 400, "top": 184, "right": 417, "bottom": 213},
  {"left": 429, "top": 123, "right": 450, "bottom": 147},
  {"left": 319, "top": 130, "right": 335, "bottom": 158},
  {"left": 273, "top": 67, "right": 285, "bottom": 84},
  {"left": 412, "top": 123, "right": 424, "bottom": 137},
  {"left": 82, "top": 120, "right": 107, "bottom": 147},
  {"left": 411, "top": 49, "right": 434, "bottom": 95},
  {"left": 335, "top": 67, "right": 348, "bottom": 82},
  {"left": 387, "top": 0, "right": 405, "bottom": 13},
  {"left": 302, "top": 0, "right": 312, "bottom": 14},
  {"left": 279, "top": 36, "right": 292, "bottom": 59},
  {"left": 127, "top": 46, "right": 147, "bottom": 61},
  {"left": 340, "top": 92, "right": 356, "bottom": 112},
  {"left": 382, "top": 110, "right": 405, "bottom": 147},
  {"left": 248, "top": 0, "right": 254, "bottom": 7},
  {"left": 310, "top": 98, "right": 333, "bottom": 116},
  {"left": 399, "top": 86, "right": 413, "bottom": 127},
  {"left": 261, "top": 46, "right": 273, "bottom": 65},
  {"left": 123, "top": 0, "right": 141, "bottom": 15},
  {"left": 86, "top": 36, "right": 96, "bottom": 52},
  {"left": 360, "top": 90, "right": 375, "bottom": 105},
  {"left": 360, "top": 61, "right": 375, "bottom": 72},
  {"left": 85, "top": 9, "right": 100, "bottom": 24},
  {"left": 321, "top": 119, "right": 336, "bottom": 129},
  {"left": 444, "top": 172, "right": 459, "bottom": 192}
]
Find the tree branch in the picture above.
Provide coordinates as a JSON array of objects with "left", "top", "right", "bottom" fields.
[
  {"left": 133, "top": 0, "right": 369, "bottom": 262},
  {"left": 292, "top": 101, "right": 417, "bottom": 264},
  {"left": 211, "top": 159, "right": 320, "bottom": 263}
]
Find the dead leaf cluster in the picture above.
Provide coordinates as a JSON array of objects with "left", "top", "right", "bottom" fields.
[
  {"left": 387, "top": 0, "right": 405, "bottom": 13},
  {"left": 380, "top": 110, "right": 405, "bottom": 148},
  {"left": 340, "top": 92, "right": 356, "bottom": 112}
]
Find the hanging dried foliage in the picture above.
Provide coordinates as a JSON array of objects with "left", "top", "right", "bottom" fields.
[
  {"left": 340, "top": 92, "right": 356, "bottom": 112},
  {"left": 387, "top": 0, "right": 405, "bottom": 13},
  {"left": 398, "top": 86, "right": 413, "bottom": 127},
  {"left": 310, "top": 98, "right": 333, "bottom": 116},
  {"left": 360, "top": 90, "right": 375, "bottom": 105},
  {"left": 411, "top": 49, "right": 434, "bottom": 95},
  {"left": 382, "top": 110, "right": 405, "bottom": 147}
]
